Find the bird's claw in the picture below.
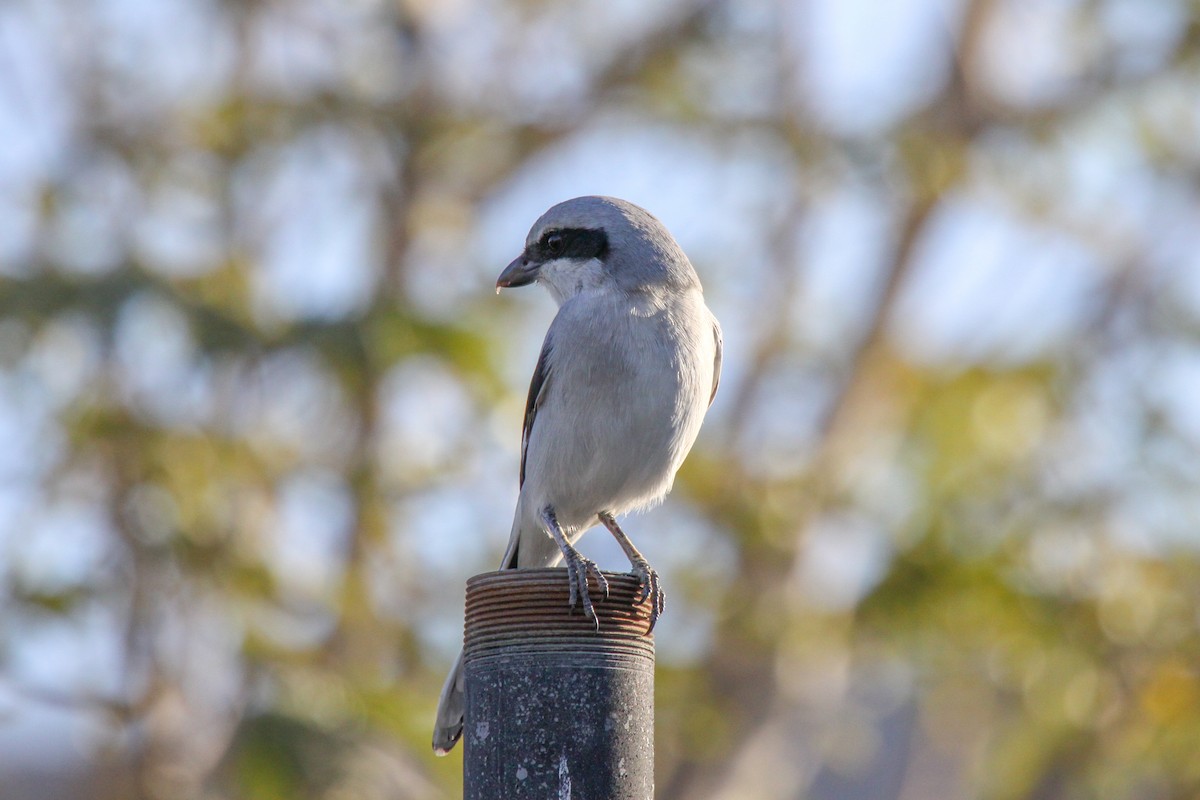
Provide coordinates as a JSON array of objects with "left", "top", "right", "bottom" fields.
[
  {"left": 630, "top": 558, "right": 665, "bottom": 633},
  {"left": 565, "top": 551, "right": 609, "bottom": 630}
]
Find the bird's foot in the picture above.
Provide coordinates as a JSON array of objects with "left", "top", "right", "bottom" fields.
[
  {"left": 565, "top": 549, "right": 609, "bottom": 630},
  {"left": 629, "top": 557, "right": 665, "bottom": 633}
]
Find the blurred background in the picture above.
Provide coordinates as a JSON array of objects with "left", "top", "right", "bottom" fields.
[{"left": 2, "top": 0, "right": 1200, "bottom": 798}]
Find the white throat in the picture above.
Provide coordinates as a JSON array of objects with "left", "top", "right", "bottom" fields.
[{"left": 537, "top": 257, "right": 609, "bottom": 306}]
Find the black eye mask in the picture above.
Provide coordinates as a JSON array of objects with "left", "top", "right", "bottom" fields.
[{"left": 535, "top": 228, "right": 609, "bottom": 262}]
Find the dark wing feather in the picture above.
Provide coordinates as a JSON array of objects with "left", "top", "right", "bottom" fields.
[
  {"left": 520, "top": 333, "right": 553, "bottom": 487},
  {"left": 709, "top": 320, "right": 723, "bottom": 407}
]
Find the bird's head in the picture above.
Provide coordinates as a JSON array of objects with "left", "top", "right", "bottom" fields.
[{"left": 496, "top": 196, "right": 700, "bottom": 305}]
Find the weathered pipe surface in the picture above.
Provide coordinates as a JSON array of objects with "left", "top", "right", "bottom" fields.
[{"left": 462, "top": 569, "right": 655, "bottom": 800}]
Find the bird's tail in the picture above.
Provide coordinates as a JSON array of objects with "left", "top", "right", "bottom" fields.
[
  {"left": 432, "top": 649, "right": 465, "bottom": 755},
  {"left": 432, "top": 514, "right": 527, "bottom": 755}
]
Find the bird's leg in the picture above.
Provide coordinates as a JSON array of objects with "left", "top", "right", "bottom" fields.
[
  {"left": 540, "top": 506, "right": 609, "bottom": 629},
  {"left": 598, "top": 512, "right": 664, "bottom": 632}
]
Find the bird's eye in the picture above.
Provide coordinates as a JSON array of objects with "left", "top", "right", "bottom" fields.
[{"left": 545, "top": 232, "right": 564, "bottom": 257}]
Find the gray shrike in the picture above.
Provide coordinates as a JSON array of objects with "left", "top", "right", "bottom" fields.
[{"left": 432, "top": 196, "right": 722, "bottom": 755}]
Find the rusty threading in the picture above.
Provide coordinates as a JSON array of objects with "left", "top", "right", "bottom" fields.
[{"left": 463, "top": 569, "right": 654, "bottom": 663}]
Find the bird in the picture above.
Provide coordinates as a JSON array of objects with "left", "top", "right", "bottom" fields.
[{"left": 432, "top": 195, "right": 722, "bottom": 755}]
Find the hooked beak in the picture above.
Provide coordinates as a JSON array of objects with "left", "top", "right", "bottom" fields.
[{"left": 495, "top": 255, "right": 539, "bottom": 293}]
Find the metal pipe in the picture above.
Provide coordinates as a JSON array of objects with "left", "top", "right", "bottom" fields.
[{"left": 462, "top": 569, "right": 655, "bottom": 800}]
